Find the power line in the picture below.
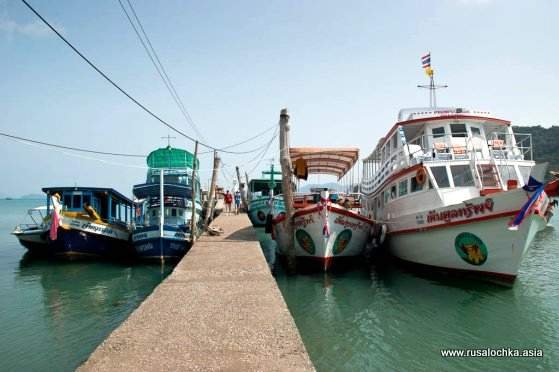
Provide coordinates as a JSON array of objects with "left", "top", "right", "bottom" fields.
[
  {"left": 117, "top": 0, "right": 206, "bottom": 142},
  {"left": 19, "top": 0, "right": 268, "bottom": 155},
  {"left": 0, "top": 131, "right": 146, "bottom": 157}
]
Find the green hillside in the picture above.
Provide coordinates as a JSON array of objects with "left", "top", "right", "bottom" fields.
[{"left": 513, "top": 125, "right": 559, "bottom": 177}]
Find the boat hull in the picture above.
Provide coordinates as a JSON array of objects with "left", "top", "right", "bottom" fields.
[
  {"left": 273, "top": 204, "right": 373, "bottom": 271},
  {"left": 132, "top": 226, "right": 192, "bottom": 260},
  {"left": 48, "top": 216, "right": 132, "bottom": 259},
  {"left": 385, "top": 188, "right": 550, "bottom": 282},
  {"left": 12, "top": 228, "right": 49, "bottom": 253},
  {"left": 248, "top": 197, "right": 285, "bottom": 228}
]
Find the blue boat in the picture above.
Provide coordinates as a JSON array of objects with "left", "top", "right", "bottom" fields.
[
  {"left": 40, "top": 187, "right": 134, "bottom": 259},
  {"left": 132, "top": 146, "right": 202, "bottom": 260}
]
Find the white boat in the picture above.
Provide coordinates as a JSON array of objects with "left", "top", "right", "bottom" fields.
[
  {"left": 12, "top": 206, "right": 49, "bottom": 253},
  {"left": 361, "top": 106, "right": 555, "bottom": 283},
  {"left": 273, "top": 147, "right": 376, "bottom": 271}
]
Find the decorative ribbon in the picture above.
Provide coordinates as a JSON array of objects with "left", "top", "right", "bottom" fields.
[
  {"left": 319, "top": 197, "right": 330, "bottom": 237},
  {"left": 508, "top": 177, "right": 545, "bottom": 231},
  {"left": 49, "top": 194, "right": 62, "bottom": 240}
]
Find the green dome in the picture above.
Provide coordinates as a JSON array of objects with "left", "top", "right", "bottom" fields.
[{"left": 146, "top": 146, "right": 199, "bottom": 169}]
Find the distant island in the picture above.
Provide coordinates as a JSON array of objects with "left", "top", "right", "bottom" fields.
[{"left": 513, "top": 125, "right": 559, "bottom": 178}]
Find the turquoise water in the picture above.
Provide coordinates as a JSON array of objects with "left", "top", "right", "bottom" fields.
[
  {"left": 0, "top": 200, "right": 173, "bottom": 371},
  {"left": 272, "top": 221, "right": 559, "bottom": 371}
]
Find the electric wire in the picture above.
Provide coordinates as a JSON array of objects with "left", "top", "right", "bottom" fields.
[
  {"left": 19, "top": 0, "right": 270, "bottom": 155},
  {"left": 117, "top": 0, "right": 206, "bottom": 142}
]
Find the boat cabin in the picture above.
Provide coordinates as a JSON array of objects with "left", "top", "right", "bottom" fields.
[
  {"left": 361, "top": 107, "right": 535, "bottom": 219},
  {"left": 42, "top": 187, "right": 134, "bottom": 225}
]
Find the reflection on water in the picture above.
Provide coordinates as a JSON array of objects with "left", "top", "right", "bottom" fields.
[
  {"left": 272, "top": 223, "right": 559, "bottom": 371},
  {"left": 0, "top": 199, "right": 173, "bottom": 371}
]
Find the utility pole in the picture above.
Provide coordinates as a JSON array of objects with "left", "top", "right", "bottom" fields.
[
  {"left": 236, "top": 166, "right": 248, "bottom": 212},
  {"left": 204, "top": 150, "right": 220, "bottom": 229},
  {"left": 190, "top": 140, "right": 199, "bottom": 243},
  {"left": 279, "top": 108, "right": 296, "bottom": 273}
]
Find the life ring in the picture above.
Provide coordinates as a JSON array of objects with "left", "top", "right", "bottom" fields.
[{"left": 416, "top": 167, "right": 427, "bottom": 185}]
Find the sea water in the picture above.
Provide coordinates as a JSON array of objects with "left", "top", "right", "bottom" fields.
[
  {"left": 0, "top": 200, "right": 173, "bottom": 371},
  {"left": 267, "top": 219, "right": 559, "bottom": 371}
]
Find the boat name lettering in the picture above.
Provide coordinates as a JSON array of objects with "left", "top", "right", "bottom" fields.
[
  {"left": 294, "top": 215, "right": 314, "bottom": 228},
  {"left": 333, "top": 216, "right": 367, "bottom": 230},
  {"left": 81, "top": 222, "right": 115, "bottom": 236},
  {"left": 426, "top": 198, "right": 494, "bottom": 224}
]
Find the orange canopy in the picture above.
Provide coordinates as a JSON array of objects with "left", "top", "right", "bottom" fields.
[{"left": 289, "top": 147, "right": 359, "bottom": 179}]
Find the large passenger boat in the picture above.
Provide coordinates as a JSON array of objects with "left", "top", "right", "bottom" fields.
[
  {"left": 273, "top": 147, "right": 376, "bottom": 271},
  {"left": 360, "top": 106, "right": 554, "bottom": 283},
  {"left": 132, "top": 146, "right": 202, "bottom": 260},
  {"left": 34, "top": 187, "right": 133, "bottom": 258}
]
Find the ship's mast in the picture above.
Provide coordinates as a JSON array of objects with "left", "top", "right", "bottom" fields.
[{"left": 417, "top": 52, "right": 447, "bottom": 108}]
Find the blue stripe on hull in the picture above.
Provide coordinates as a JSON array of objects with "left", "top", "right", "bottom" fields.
[
  {"left": 134, "top": 237, "right": 191, "bottom": 260},
  {"left": 48, "top": 229, "right": 132, "bottom": 259}
]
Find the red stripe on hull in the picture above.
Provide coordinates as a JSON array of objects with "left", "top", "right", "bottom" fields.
[{"left": 393, "top": 256, "right": 517, "bottom": 285}]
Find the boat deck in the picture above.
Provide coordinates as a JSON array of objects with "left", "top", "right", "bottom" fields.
[{"left": 78, "top": 214, "right": 314, "bottom": 371}]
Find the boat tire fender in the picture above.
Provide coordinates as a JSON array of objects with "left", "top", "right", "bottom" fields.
[{"left": 416, "top": 167, "right": 427, "bottom": 185}]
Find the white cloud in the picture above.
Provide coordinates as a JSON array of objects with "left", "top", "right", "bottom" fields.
[{"left": 0, "top": 18, "right": 65, "bottom": 38}]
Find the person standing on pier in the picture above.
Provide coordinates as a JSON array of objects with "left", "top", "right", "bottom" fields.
[
  {"left": 224, "top": 190, "right": 233, "bottom": 215},
  {"left": 234, "top": 190, "right": 241, "bottom": 214}
]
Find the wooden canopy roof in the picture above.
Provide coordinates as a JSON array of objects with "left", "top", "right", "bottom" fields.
[{"left": 289, "top": 147, "right": 359, "bottom": 179}]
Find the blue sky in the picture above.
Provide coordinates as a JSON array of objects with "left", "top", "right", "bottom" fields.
[{"left": 1, "top": 0, "right": 558, "bottom": 197}]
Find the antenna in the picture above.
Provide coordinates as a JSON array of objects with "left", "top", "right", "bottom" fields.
[
  {"left": 161, "top": 134, "right": 176, "bottom": 147},
  {"left": 417, "top": 52, "right": 447, "bottom": 108}
]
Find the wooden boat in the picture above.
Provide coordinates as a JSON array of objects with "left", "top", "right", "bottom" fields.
[
  {"left": 247, "top": 164, "right": 285, "bottom": 228},
  {"left": 41, "top": 187, "right": 134, "bottom": 258},
  {"left": 272, "top": 147, "right": 376, "bottom": 271},
  {"left": 361, "top": 106, "right": 556, "bottom": 283},
  {"left": 132, "top": 146, "right": 202, "bottom": 260}
]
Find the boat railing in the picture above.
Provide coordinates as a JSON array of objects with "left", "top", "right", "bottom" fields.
[{"left": 362, "top": 131, "right": 533, "bottom": 194}]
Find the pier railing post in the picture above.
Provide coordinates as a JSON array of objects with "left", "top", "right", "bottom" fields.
[
  {"left": 191, "top": 140, "right": 199, "bottom": 242},
  {"left": 279, "top": 108, "right": 296, "bottom": 273},
  {"left": 204, "top": 151, "right": 220, "bottom": 229},
  {"left": 236, "top": 166, "right": 248, "bottom": 212}
]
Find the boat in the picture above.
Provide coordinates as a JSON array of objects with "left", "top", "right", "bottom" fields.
[
  {"left": 132, "top": 146, "right": 202, "bottom": 260},
  {"left": 360, "top": 104, "right": 556, "bottom": 283},
  {"left": 247, "top": 164, "right": 285, "bottom": 228},
  {"left": 12, "top": 206, "right": 49, "bottom": 253},
  {"left": 273, "top": 147, "right": 376, "bottom": 271},
  {"left": 41, "top": 187, "right": 134, "bottom": 258}
]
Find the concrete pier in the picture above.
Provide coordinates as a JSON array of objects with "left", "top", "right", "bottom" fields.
[{"left": 79, "top": 214, "right": 314, "bottom": 371}]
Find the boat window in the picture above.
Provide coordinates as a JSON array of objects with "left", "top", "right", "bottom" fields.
[
  {"left": 399, "top": 180, "right": 408, "bottom": 196},
  {"left": 152, "top": 209, "right": 157, "bottom": 217},
  {"left": 470, "top": 126, "right": 482, "bottom": 137},
  {"left": 498, "top": 165, "right": 518, "bottom": 183},
  {"left": 430, "top": 166, "right": 450, "bottom": 188},
  {"left": 432, "top": 127, "right": 446, "bottom": 138},
  {"left": 450, "top": 123, "right": 467, "bottom": 138},
  {"left": 451, "top": 165, "right": 475, "bottom": 187},
  {"left": 411, "top": 176, "right": 423, "bottom": 192},
  {"left": 171, "top": 208, "right": 177, "bottom": 217},
  {"left": 392, "top": 135, "right": 398, "bottom": 150},
  {"left": 518, "top": 166, "right": 532, "bottom": 184},
  {"left": 384, "top": 190, "right": 389, "bottom": 204},
  {"left": 63, "top": 194, "right": 72, "bottom": 208},
  {"left": 72, "top": 195, "right": 81, "bottom": 209},
  {"left": 390, "top": 185, "right": 397, "bottom": 199},
  {"left": 178, "top": 209, "right": 184, "bottom": 217},
  {"left": 83, "top": 194, "right": 91, "bottom": 206}
]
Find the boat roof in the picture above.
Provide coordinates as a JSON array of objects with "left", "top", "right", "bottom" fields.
[
  {"left": 289, "top": 147, "right": 359, "bottom": 179},
  {"left": 41, "top": 187, "right": 133, "bottom": 204},
  {"left": 147, "top": 146, "right": 199, "bottom": 169}
]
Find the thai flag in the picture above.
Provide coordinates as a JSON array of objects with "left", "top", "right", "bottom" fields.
[
  {"left": 421, "top": 53, "right": 431, "bottom": 68},
  {"left": 508, "top": 177, "right": 544, "bottom": 231}
]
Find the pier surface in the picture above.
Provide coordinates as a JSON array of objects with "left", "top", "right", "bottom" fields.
[{"left": 79, "top": 214, "right": 314, "bottom": 371}]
